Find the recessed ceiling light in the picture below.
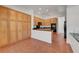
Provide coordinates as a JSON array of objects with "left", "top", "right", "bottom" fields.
[
  {"left": 39, "top": 8, "right": 42, "bottom": 10},
  {"left": 46, "top": 9, "right": 48, "bottom": 12}
]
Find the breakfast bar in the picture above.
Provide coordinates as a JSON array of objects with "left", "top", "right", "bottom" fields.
[{"left": 31, "top": 30, "right": 53, "bottom": 43}]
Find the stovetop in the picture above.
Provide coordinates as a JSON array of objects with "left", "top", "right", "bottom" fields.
[{"left": 70, "top": 33, "right": 79, "bottom": 42}]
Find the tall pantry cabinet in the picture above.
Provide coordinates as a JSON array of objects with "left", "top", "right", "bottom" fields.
[
  {"left": 0, "top": 6, "right": 31, "bottom": 47},
  {"left": 0, "top": 7, "right": 8, "bottom": 47}
]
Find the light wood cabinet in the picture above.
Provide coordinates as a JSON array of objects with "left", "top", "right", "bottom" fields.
[
  {"left": 0, "top": 6, "right": 8, "bottom": 20},
  {"left": 23, "top": 14, "right": 28, "bottom": 22},
  {"left": 9, "top": 21, "right": 16, "bottom": 31},
  {"left": 22, "top": 23, "right": 28, "bottom": 39},
  {"left": 0, "top": 21, "right": 8, "bottom": 32},
  {"left": 34, "top": 17, "right": 58, "bottom": 26},
  {"left": 34, "top": 17, "right": 43, "bottom": 26},
  {"left": 17, "top": 12, "right": 23, "bottom": 21},
  {"left": 22, "top": 23, "right": 27, "bottom": 31},
  {"left": 50, "top": 18, "right": 57, "bottom": 23},
  {"left": 44, "top": 19, "right": 51, "bottom": 26},
  {"left": 9, "top": 21, "right": 17, "bottom": 43},
  {"left": 22, "top": 31, "right": 28, "bottom": 39},
  {"left": 0, "top": 6, "right": 31, "bottom": 47},
  {"left": 27, "top": 15, "right": 31, "bottom": 23},
  {"left": 17, "top": 22, "right": 23, "bottom": 40},
  {"left": 27, "top": 23, "right": 31, "bottom": 38},
  {"left": 17, "top": 32, "right": 22, "bottom": 40},
  {"left": 9, "top": 32, "right": 17, "bottom": 43},
  {"left": 17, "top": 22, "right": 23, "bottom": 32},
  {"left": 8, "top": 9, "right": 16, "bottom": 21},
  {"left": 0, "top": 32, "right": 8, "bottom": 47}
]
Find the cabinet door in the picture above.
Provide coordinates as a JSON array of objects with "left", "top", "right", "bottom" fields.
[
  {"left": 22, "top": 23, "right": 27, "bottom": 39},
  {"left": 27, "top": 23, "right": 31, "bottom": 38},
  {"left": 22, "top": 22, "right": 27, "bottom": 31},
  {"left": 50, "top": 18, "right": 57, "bottom": 23},
  {"left": 0, "top": 32, "right": 8, "bottom": 47},
  {"left": 22, "top": 31, "right": 27, "bottom": 39},
  {"left": 17, "top": 12, "right": 23, "bottom": 21},
  {"left": 44, "top": 20, "right": 50, "bottom": 26},
  {"left": 0, "top": 7, "right": 8, "bottom": 20},
  {"left": 17, "top": 22, "right": 23, "bottom": 40},
  {"left": 17, "top": 32, "right": 22, "bottom": 40},
  {"left": 17, "top": 22, "right": 22, "bottom": 32},
  {"left": 9, "top": 32, "right": 17, "bottom": 43},
  {"left": 9, "top": 21, "right": 16, "bottom": 31},
  {"left": 9, "top": 9, "right": 16, "bottom": 21},
  {"left": 0, "top": 21, "right": 7, "bottom": 32},
  {"left": 9, "top": 21, "right": 17, "bottom": 43},
  {"left": 27, "top": 15, "right": 31, "bottom": 23},
  {"left": 23, "top": 14, "right": 28, "bottom": 22}
]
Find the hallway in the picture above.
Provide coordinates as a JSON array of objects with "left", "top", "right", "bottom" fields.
[{"left": 0, "top": 33, "right": 72, "bottom": 53}]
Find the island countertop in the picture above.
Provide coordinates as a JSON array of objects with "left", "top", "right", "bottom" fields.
[
  {"left": 33, "top": 28, "right": 52, "bottom": 32},
  {"left": 31, "top": 30, "right": 52, "bottom": 43}
]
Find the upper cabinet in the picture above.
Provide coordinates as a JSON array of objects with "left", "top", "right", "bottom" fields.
[
  {"left": 8, "top": 9, "right": 17, "bottom": 21},
  {"left": 44, "top": 19, "right": 51, "bottom": 26},
  {"left": 22, "top": 14, "right": 28, "bottom": 22},
  {"left": 16, "top": 12, "right": 23, "bottom": 22},
  {"left": 33, "top": 17, "right": 58, "bottom": 26},
  {"left": 0, "top": 6, "right": 8, "bottom": 20},
  {"left": 27, "top": 15, "right": 31, "bottom": 23},
  {"left": 50, "top": 18, "right": 57, "bottom": 23},
  {"left": 34, "top": 17, "right": 43, "bottom": 26}
]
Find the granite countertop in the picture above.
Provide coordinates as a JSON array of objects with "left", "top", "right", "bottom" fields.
[{"left": 70, "top": 33, "right": 79, "bottom": 42}]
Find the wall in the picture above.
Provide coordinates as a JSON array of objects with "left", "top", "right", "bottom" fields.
[
  {"left": 67, "top": 6, "right": 79, "bottom": 52},
  {"left": 57, "top": 16, "right": 65, "bottom": 33},
  {"left": 67, "top": 6, "right": 79, "bottom": 33}
]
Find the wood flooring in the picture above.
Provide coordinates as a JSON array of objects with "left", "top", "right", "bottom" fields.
[{"left": 0, "top": 32, "right": 73, "bottom": 53}]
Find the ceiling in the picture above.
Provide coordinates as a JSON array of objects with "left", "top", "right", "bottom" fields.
[{"left": 4, "top": 5, "right": 66, "bottom": 19}]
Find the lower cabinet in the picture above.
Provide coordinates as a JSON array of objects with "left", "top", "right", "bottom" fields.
[
  {"left": 17, "top": 32, "right": 23, "bottom": 40},
  {"left": 22, "top": 31, "right": 28, "bottom": 40},
  {"left": 9, "top": 32, "right": 17, "bottom": 44},
  {"left": 27, "top": 23, "right": 31, "bottom": 38},
  {"left": 22, "top": 22, "right": 28, "bottom": 39},
  {"left": 0, "top": 32, "right": 8, "bottom": 47}
]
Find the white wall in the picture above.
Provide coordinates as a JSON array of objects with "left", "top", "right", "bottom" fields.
[
  {"left": 67, "top": 6, "right": 79, "bottom": 52},
  {"left": 67, "top": 6, "right": 79, "bottom": 34},
  {"left": 57, "top": 16, "right": 65, "bottom": 33}
]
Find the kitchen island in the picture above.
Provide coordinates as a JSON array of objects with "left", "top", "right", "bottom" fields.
[{"left": 31, "top": 29, "right": 53, "bottom": 43}]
